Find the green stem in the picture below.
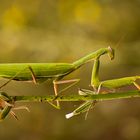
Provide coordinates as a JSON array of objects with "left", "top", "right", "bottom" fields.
[{"left": 11, "top": 90, "right": 140, "bottom": 103}]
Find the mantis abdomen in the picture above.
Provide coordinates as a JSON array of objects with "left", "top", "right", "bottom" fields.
[{"left": 0, "top": 63, "right": 74, "bottom": 81}]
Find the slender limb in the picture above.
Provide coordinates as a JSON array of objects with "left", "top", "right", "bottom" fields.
[
  {"left": 91, "top": 58, "right": 100, "bottom": 92},
  {"left": 97, "top": 83, "right": 102, "bottom": 94},
  {"left": 53, "top": 80, "right": 60, "bottom": 108},
  {"left": 67, "top": 56, "right": 101, "bottom": 119},
  {"left": 133, "top": 82, "right": 140, "bottom": 90},
  {"left": 84, "top": 100, "right": 97, "bottom": 120},
  {"left": 53, "top": 79, "right": 80, "bottom": 108},
  {"left": 9, "top": 106, "right": 30, "bottom": 120},
  {"left": 10, "top": 111, "right": 18, "bottom": 120},
  {"left": 57, "top": 79, "right": 80, "bottom": 94},
  {"left": 13, "top": 106, "right": 30, "bottom": 112},
  {"left": 28, "top": 66, "right": 37, "bottom": 84}
]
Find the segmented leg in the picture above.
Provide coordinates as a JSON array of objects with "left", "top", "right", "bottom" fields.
[
  {"left": 84, "top": 100, "right": 97, "bottom": 120},
  {"left": 28, "top": 67, "right": 80, "bottom": 109},
  {"left": 53, "top": 79, "right": 80, "bottom": 109},
  {"left": 133, "top": 82, "right": 140, "bottom": 90},
  {"left": 10, "top": 111, "right": 18, "bottom": 120},
  {"left": 28, "top": 66, "right": 37, "bottom": 84},
  {"left": 13, "top": 106, "right": 30, "bottom": 112},
  {"left": 97, "top": 83, "right": 102, "bottom": 94},
  {"left": 10, "top": 106, "right": 30, "bottom": 120}
]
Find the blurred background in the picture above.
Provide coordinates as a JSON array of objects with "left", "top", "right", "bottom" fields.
[{"left": 0, "top": 0, "right": 140, "bottom": 140}]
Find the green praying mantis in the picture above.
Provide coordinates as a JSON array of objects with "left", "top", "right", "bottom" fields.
[
  {"left": 66, "top": 54, "right": 140, "bottom": 119},
  {"left": 0, "top": 47, "right": 114, "bottom": 109},
  {"left": 0, "top": 46, "right": 140, "bottom": 120},
  {"left": 0, "top": 47, "right": 114, "bottom": 120}
]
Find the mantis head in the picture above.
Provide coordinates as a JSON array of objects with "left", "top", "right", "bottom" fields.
[{"left": 107, "top": 46, "right": 115, "bottom": 60}]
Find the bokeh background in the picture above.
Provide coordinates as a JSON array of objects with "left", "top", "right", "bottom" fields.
[{"left": 0, "top": 0, "right": 140, "bottom": 140}]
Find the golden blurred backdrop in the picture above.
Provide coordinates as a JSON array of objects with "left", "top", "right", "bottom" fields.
[{"left": 0, "top": 0, "right": 140, "bottom": 140}]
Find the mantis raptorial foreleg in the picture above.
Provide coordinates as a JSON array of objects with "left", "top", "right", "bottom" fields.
[
  {"left": 65, "top": 58, "right": 105, "bottom": 119},
  {"left": 88, "top": 59, "right": 140, "bottom": 124},
  {"left": 89, "top": 57, "right": 140, "bottom": 93},
  {"left": 65, "top": 47, "right": 115, "bottom": 119},
  {"left": 89, "top": 59, "right": 140, "bottom": 115},
  {"left": 66, "top": 55, "right": 140, "bottom": 119}
]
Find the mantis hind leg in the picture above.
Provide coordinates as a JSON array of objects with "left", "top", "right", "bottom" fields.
[
  {"left": 28, "top": 66, "right": 62, "bottom": 109},
  {"left": 133, "top": 82, "right": 140, "bottom": 90},
  {"left": 53, "top": 79, "right": 80, "bottom": 109},
  {"left": 28, "top": 66, "right": 37, "bottom": 84}
]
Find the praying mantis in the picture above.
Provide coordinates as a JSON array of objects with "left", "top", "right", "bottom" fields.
[
  {"left": 0, "top": 47, "right": 114, "bottom": 109},
  {"left": 0, "top": 46, "right": 139, "bottom": 120},
  {"left": 0, "top": 47, "right": 114, "bottom": 120},
  {"left": 66, "top": 55, "right": 140, "bottom": 119}
]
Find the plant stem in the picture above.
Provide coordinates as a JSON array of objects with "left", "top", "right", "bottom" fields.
[{"left": 11, "top": 90, "right": 140, "bottom": 103}]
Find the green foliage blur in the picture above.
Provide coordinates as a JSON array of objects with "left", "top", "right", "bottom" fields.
[{"left": 0, "top": 0, "right": 140, "bottom": 140}]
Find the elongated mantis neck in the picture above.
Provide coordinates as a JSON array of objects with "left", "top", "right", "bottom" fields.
[{"left": 72, "top": 47, "right": 112, "bottom": 69}]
